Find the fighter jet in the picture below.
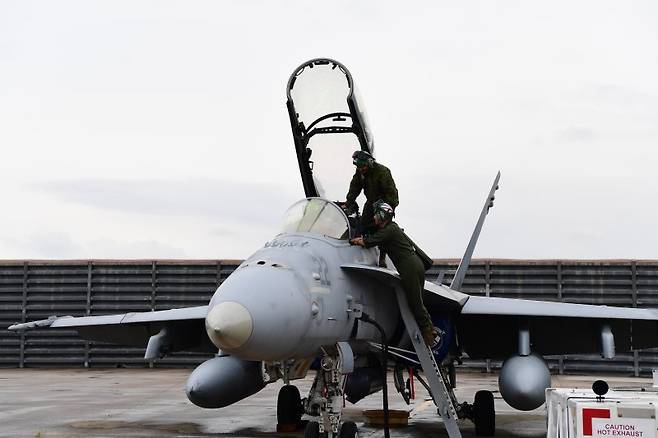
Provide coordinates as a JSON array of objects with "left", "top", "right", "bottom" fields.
[{"left": 10, "top": 58, "right": 658, "bottom": 438}]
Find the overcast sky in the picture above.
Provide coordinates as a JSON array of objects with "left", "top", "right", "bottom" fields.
[{"left": 1, "top": 1, "right": 657, "bottom": 260}]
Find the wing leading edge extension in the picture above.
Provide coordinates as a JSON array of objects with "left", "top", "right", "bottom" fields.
[{"left": 341, "top": 263, "right": 469, "bottom": 311}]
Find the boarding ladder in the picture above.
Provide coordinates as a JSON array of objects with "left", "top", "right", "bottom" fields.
[{"left": 394, "top": 287, "right": 462, "bottom": 438}]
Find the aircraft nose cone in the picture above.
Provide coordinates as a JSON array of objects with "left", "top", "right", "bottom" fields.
[
  {"left": 205, "top": 302, "right": 253, "bottom": 350},
  {"left": 207, "top": 265, "right": 311, "bottom": 361}
]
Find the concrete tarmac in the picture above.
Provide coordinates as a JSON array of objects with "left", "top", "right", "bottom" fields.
[{"left": 0, "top": 369, "right": 653, "bottom": 438}]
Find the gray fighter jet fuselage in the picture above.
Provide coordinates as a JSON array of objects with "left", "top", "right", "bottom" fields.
[{"left": 206, "top": 218, "right": 397, "bottom": 362}]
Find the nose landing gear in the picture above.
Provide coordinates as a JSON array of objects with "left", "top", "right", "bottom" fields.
[
  {"left": 304, "top": 421, "right": 321, "bottom": 438},
  {"left": 305, "top": 420, "right": 359, "bottom": 438},
  {"left": 338, "top": 421, "right": 359, "bottom": 438},
  {"left": 303, "top": 342, "right": 357, "bottom": 438},
  {"left": 277, "top": 384, "right": 303, "bottom": 432}
]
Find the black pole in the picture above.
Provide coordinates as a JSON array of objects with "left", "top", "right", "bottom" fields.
[{"left": 360, "top": 313, "right": 390, "bottom": 438}]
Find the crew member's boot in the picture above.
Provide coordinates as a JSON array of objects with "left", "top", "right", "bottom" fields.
[{"left": 422, "top": 326, "right": 440, "bottom": 348}]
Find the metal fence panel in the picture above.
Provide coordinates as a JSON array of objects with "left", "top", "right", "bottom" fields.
[{"left": 0, "top": 263, "right": 24, "bottom": 366}]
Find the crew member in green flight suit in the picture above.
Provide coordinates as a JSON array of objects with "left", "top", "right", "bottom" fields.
[
  {"left": 345, "top": 150, "right": 399, "bottom": 266},
  {"left": 345, "top": 150, "right": 399, "bottom": 232},
  {"left": 349, "top": 201, "right": 439, "bottom": 347}
]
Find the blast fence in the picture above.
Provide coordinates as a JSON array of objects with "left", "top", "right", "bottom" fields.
[{"left": 1, "top": 259, "right": 656, "bottom": 375}]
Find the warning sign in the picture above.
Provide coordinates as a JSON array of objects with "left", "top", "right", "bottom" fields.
[
  {"left": 592, "top": 418, "right": 657, "bottom": 438},
  {"left": 583, "top": 408, "right": 611, "bottom": 435}
]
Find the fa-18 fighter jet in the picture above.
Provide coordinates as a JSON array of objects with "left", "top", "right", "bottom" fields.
[{"left": 10, "top": 58, "right": 658, "bottom": 438}]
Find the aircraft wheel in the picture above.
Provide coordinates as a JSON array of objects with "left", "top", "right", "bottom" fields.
[
  {"left": 448, "top": 364, "right": 457, "bottom": 389},
  {"left": 277, "top": 385, "right": 302, "bottom": 425},
  {"left": 339, "top": 421, "right": 358, "bottom": 438},
  {"left": 473, "top": 390, "right": 495, "bottom": 436},
  {"left": 304, "top": 421, "right": 321, "bottom": 438}
]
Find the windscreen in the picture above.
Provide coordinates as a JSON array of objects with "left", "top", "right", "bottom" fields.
[{"left": 281, "top": 198, "right": 349, "bottom": 240}]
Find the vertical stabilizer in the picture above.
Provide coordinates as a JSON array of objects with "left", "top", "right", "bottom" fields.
[{"left": 450, "top": 172, "right": 500, "bottom": 291}]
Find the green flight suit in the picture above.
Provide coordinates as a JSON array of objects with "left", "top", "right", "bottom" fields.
[
  {"left": 346, "top": 162, "right": 399, "bottom": 232},
  {"left": 363, "top": 221, "right": 433, "bottom": 332}
]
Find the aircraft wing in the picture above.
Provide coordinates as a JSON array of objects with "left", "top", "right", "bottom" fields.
[
  {"left": 459, "top": 296, "right": 658, "bottom": 358},
  {"left": 341, "top": 264, "right": 470, "bottom": 310},
  {"left": 8, "top": 306, "right": 215, "bottom": 354},
  {"left": 341, "top": 263, "right": 658, "bottom": 359}
]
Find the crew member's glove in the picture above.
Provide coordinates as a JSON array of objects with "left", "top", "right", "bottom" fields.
[
  {"left": 345, "top": 201, "right": 359, "bottom": 216},
  {"left": 350, "top": 237, "right": 364, "bottom": 247}
]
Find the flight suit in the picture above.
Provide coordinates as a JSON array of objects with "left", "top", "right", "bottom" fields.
[
  {"left": 362, "top": 222, "right": 433, "bottom": 332},
  {"left": 346, "top": 162, "right": 399, "bottom": 233}
]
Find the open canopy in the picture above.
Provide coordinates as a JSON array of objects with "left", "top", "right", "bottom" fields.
[{"left": 286, "top": 58, "right": 374, "bottom": 201}]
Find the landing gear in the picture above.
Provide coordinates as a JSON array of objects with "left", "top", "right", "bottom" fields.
[
  {"left": 473, "top": 390, "right": 495, "bottom": 436},
  {"left": 303, "top": 420, "right": 359, "bottom": 438},
  {"left": 456, "top": 389, "right": 495, "bottom": 436},
  {"left": 304, "top": 421, "right": 320, "bottom": 438},
  {"left": 339, "top": 421, "right": 359, "bottom": 438},
  {"left": 277, "top": 384, "right": 303, "bottom": 427},
  {"left": 304, "top": 343, "right": 354, "bottom": 438},
  {"left": 448, "top": 364, "right": 457, "bottom": 389}
]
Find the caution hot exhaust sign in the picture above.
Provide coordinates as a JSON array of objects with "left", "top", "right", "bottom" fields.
[
  {"left": 592, "top": 418, "right": 656, "bottom": 438},
  {"left": 577, "top": 405, "right": 657, "bottom": 438}
]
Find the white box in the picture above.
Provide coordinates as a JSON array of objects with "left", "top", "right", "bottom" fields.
[
  {"left": 546, "top": 388, "right": 658, "bottom": 438},
  {"left": 654, "top": 370, "right": 657, "bottom": 388}
]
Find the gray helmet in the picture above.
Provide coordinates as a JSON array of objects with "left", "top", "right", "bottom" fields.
[
  {"left": 373, "top": 200, "right": 394, "bottom": 222},
  {"left": 352, "top": 150, "right": 374, "bottom": 167}
]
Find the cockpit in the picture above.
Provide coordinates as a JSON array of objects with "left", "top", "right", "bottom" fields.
[{"left": 281, "top": 198, "right": 351, "bottom": 240}]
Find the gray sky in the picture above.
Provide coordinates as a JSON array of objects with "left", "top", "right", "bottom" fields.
[{"left": 1, "top": 1, "right": 657, "bottom": 259}]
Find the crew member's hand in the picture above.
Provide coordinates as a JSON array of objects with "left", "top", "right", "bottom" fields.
[
  {"left": 342, "top": 201, "right": 357, "bottom": 215},
  {"left": 350, "top": 237, "right": 364, "bottom": 247}
]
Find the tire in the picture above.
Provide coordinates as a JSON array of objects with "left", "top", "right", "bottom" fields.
[
  {"left": 448, "top": 364, "right": 457, "bottom": 389},
  {"left": 339, "top": 421, "right": 358, "bottom": 438},
  {"left": 304, "top": 421, "right": 320, "bottom": 438},
  {"left": 277, "top": 385, "right": 302, "bottom": 425},
  {"left": 473, "top": 390, "right": 495, "bottom": 436}
]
